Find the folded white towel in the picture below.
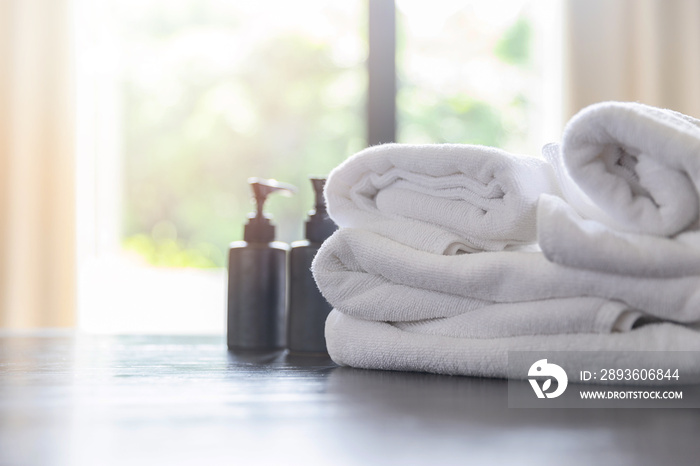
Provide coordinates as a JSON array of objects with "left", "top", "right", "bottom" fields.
[
  {"left": 539, "top": 102, "right": 700, "bottom": 277},
  {"left": 313, "top": 229, "right": 700, "bottom": 329},
  {"left": 325, "top": 143, "right": 560, "bottom": 254},
  {"left": 326, "top": 310, "right": 700, "bottom": 379}
]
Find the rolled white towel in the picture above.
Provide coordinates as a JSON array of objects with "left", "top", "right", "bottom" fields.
[
  {"left": 540, "top": 102, "right": 700, "bottom": 277},
  {"left": 325, "top": 143, "right": 560, "bottom": 254}
]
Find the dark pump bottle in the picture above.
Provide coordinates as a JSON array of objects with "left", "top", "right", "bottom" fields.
[
  {"left": 227, "top": 178, "right": 296, "bottom": 350},
  {"left": 288, "top": 178, "right": 337, "bottom": 353}
]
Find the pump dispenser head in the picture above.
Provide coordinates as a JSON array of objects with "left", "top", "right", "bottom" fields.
[
  {"left": 244, "top": 177, "right": 296, "bottom": 243},
  {"left": 305, "top": 178, "right": 337, "bottom": 243}
]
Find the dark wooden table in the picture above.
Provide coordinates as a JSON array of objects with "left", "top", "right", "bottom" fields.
[{"left": 0, "top": 333, "right": 698, "bottom": 465}]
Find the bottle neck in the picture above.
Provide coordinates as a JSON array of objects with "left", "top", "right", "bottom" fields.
[
  {"left": 244, "top": 214, "right": 276, "bottom": 243},
  {"left": 305, "top": 209, "right": 336, "bottom": 243}
]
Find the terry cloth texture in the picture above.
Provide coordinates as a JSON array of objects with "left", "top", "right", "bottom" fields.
[
  {"left": 324, "top": 143, "right": 560, "bottom": 254},
  {"left": 313, "top": 132, "right": 700, "bottom": 378},
  {"left": 325, "top": 311, "right": 700, "bottom": 379},
  {"left": 539, "top": 101, "right": 700, "bottom": 277},
  {"left": 314, "top": 229, "right": 700, "bottom": 327}
]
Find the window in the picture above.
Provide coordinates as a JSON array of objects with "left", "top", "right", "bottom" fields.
[
  {"left": 397, "top": 0, "right": 563, "bottom": 152},
  {"left": 76, "top": 0, "right": 562, "bottom": 333}
]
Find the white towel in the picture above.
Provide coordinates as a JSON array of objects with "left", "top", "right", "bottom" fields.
[
  {"left": 325, "top": 143, "right": 560, "bottom": 254},
  {"left": 325, "top": 310, "right": 700, "bottom": 379},
  {"left": 392, "top": 299, "right": 641, "bottom": 339},
  {"left": 313, "top": 229, "right": 700, "bottom": 328},
  {"left": 539, "top": 102, "right": 700, "bottom": 277},
  {"left": 315, "top": 134, "right": 700, "bottom": 378}
]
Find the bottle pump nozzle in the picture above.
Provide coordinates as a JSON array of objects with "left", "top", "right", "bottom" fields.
[
  {"left": 305, "top": 178, "right": 336, "bottom": 243},
  {"left": 311, "top": 178, "right": 326, "bottom": 213},
  {"left": 244, "top": 177, "right": 296, "bottom": 243}
]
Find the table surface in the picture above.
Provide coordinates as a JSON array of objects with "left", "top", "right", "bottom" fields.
[{"left": 0, "top": 333, "right": 698, "bottom": 466}]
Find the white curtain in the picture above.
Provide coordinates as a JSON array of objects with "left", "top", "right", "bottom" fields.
[
  {"left": 0, "top": 0, "right": 75, "bottom": 328},
  {"left": 564, "top": 0, "right": 700, "bottom": 119}
]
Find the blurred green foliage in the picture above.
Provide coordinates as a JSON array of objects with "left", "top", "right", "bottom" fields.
[
  {"left": 123, "top": 234, "right": 220, "bottom": 268},
  {"left": 119, "top": 1, "right": 534, "bottom": 269},
  {"left": 119, "top": 2, "right": 365, "bottom": 267},
  {"left": 398, "top": 91, "right": 507, "bottom": 146},
  {"left": 397, "top": 7, "right": 534, "bottom": 149},
  {"left": 494, "top": 17, "right": 532, "bottom": 66}
]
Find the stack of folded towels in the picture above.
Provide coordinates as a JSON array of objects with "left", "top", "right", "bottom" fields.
[{"left": 311, "top": 101, "right": 700, "bottom": 378}]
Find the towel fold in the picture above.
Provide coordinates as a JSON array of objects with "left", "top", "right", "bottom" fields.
[
  {"left": 325, "top": 143, "right": 560, "bottom": 254},
  {"left": 313, "top": 228, "right": 700, "bottom": 325},
  {"left": 539, "top": 102, "right": 700, "bottom": 277},
  {"left": 392, "top": 299, "right": 640, "bottom": 339},
  {"left": 326, "top": 311, "right": 700, "bottom": 379}
]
